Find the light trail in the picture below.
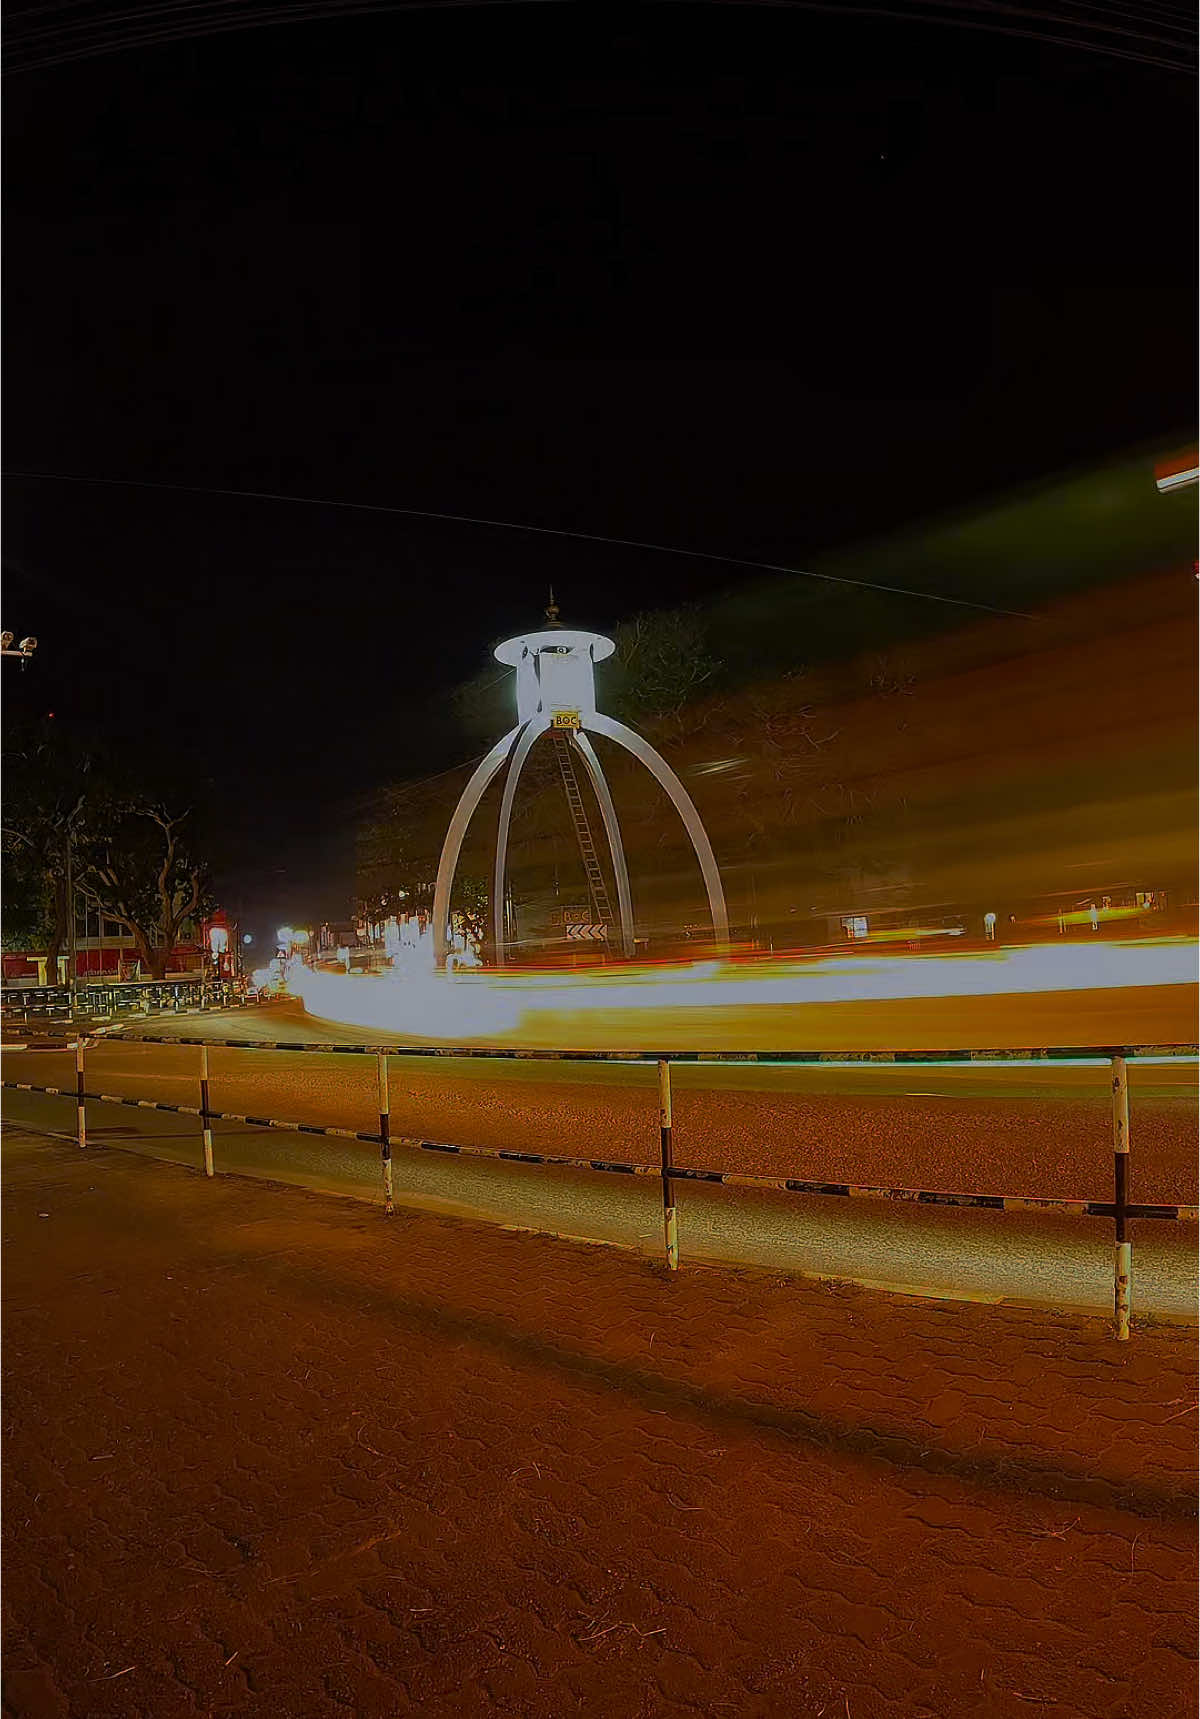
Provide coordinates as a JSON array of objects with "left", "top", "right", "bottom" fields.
[
  {"left": 294, "top": 963, "right": 524, "bottom": 1039},
  {"left": 291, "top": 936, "right": 1198, "bottom": 1045}
]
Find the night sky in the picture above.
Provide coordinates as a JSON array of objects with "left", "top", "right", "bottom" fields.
[{"left": 4, "top": 1, "right": 1195, "bottom": 938}]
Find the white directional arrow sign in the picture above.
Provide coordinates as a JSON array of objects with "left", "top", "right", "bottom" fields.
[{"left": 565, "top": 924, "right": 608, "bottom": 942}]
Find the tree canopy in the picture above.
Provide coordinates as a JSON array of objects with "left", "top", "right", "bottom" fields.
[
  {"left": 1, "top": 721, "right": 91, "bottom": 959},
  {"left": 2, "top": 719, "right": 214, "bottom": 977}
]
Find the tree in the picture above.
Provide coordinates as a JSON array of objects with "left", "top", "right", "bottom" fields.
[
  {"left": 3, "top": 717, "right": 218, "bottom": 979},
  {"left": 74, "top": 800, "right": 213, "bottom": 980},
  {"left": 1, "top": 723, "right": 90, "bottom": 962},
  {"left": 609, "top": 605, "right": 720, "bottom": 727},
  {"left": 452, "top": 663, "right": 511, "bottom": 745},
  {"left": 1, "top": 838, "right": 57, "bottom": 953},
  {"left": 358, "top": 803, "right": 489, "bottom": 947},
  {"left": 449, "top": 873, "right": 488, "bottom": 948}
]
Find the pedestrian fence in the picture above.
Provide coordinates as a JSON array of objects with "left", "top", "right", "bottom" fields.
[
  {"left": 3, "top": 1034, "right": 1197, "bottom": 1343},
  {"left": 1, "top": 979, "right": 246, "bottom": 1028}
]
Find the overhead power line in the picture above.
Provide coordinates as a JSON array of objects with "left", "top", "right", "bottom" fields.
[
  {"left": 4, "top": 467, "right": 1038, "bottom": 619},
  {"left": 3, "top": 0, "right": 1194, "bottom": 75}
]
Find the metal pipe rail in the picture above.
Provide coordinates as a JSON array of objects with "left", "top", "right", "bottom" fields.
[
  {"left": 1, "top": 981, "right": 244, "bottom": 1025},
  {"left": 97, "top": 1035, "right": 1199, "bottom": 1062},
  {"left": 4, "top": 1036, "right": 1197, "bottom": 1342}
]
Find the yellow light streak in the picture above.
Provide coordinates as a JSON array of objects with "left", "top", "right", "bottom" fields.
[{"left": 292, "top": 937, "right": 1197, "bottom": 1044}]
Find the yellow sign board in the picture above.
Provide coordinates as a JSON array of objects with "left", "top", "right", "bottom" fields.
[{"left": 552, "top": 710, "right": 582, "bottom": 730}]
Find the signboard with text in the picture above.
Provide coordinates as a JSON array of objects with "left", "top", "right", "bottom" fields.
[{"left": 547, "top": 906, "right": 591, "bottom": 927}]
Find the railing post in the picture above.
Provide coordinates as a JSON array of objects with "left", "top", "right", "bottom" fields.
[
  {"left": 75, "top": 1036, "right": 87, "bottom": 1150},
  {"left": 378, "top": 1052, "right": 394, "bottom": 1216},
  {"left": 658, "top": 1059, "right": 678, "bottom": 1270},
  {"left": 199, "top": 1044, "right": 215, "bottom": 1178},
  {"left": 1111, "top": 1053, "right": 1131, "bottom": 1341}
]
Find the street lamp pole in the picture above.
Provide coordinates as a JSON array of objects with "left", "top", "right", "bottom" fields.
[{"left": 64, "top": 827, "right": 78, "bottom": 1013}]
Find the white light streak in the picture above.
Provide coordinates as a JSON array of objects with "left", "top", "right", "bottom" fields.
[
  {"left": 290, "top": 937, "right": 1196, "bottom": 1046},
  {"left": 1155, "top": 466, "right": 1199, "bottom": 492},
  {"left": 294, "top": 964, "right": 521, "bottom": 1039}
]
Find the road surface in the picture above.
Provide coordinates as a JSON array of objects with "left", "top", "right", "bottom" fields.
[{"left": 3, "top": 1002, "right": 1195, "bottom": 1317}]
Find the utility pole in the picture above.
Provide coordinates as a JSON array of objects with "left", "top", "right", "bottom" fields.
[
  {"left": 7, "top": 634, "right": 71, "bottom": 1001},
  {"left": 64, "top": 827, "right": 78, "bottom": 1013}
]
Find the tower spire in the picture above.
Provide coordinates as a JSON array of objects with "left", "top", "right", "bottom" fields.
[{"left": 545, "top": 586, "right": 561, "bottom": 626}]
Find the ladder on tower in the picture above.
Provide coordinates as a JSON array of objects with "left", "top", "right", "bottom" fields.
[{"left": 552, "top": 732, "right": 614, "bottom": 928}]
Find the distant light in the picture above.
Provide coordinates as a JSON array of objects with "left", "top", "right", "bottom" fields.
[
  {"left": 242, "top": 933, "right": 253, "bottom": 945},
  {"left": 277, "top": 926, "right": 294, "bottom": 945},
  {"left": 292, "top": 929, "right": 310, "bottom": 946}
]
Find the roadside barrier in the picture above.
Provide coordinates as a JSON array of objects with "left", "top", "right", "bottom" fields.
[
  {"left": 1, "top": 988, "right": 73, "bottom": 1023},
  {"left": 3, "top": 1035, "right": 1197, "bottom": 1343},
  {"left": 1, "top": 979, "right": 246, "bottom": 1028}
]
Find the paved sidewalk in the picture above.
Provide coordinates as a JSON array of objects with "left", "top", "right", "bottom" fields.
[{"left": 2, "top": 1132, "right": 1196, "bottom": 1719}]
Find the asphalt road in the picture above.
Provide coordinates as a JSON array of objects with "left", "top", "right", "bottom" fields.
[{"left": 4, "top": 1002, "right": 1196, "bottom": 1317}]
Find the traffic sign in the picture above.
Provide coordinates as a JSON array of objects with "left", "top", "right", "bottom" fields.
[
  {"left": 565, "top": 923, "right": 608, "bottom": 942},
  {"left": 547, "top": 905, "right": 590, "bottom": 927}
]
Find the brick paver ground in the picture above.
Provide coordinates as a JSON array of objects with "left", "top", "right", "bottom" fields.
[{"left": 2, "top": 1131, "right": 1196, "bottom": 1718}]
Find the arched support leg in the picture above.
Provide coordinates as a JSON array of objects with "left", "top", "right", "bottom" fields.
[
  {"left": 572, "top": 732, "right": 636, "bottom": 959},
  {"left": 584, "top": 713, "right": 729, "bottom": 951},
  {"left": 493, "top": 716, "right": 550, "bottom": 966},
  {"left": 432, "top": 726, "right": 522, "bottom": 969}
]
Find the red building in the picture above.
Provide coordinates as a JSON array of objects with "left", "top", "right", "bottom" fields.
[{"left": 2, "top": 908, "right": 215, "bottom": 987}]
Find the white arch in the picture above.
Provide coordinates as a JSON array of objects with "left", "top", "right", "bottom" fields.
[
  {"left": 432, "top": 726, "right": 522, "bottom": 969},
  {"left": 572, "top": 732, "right": 636, "bottom": 958},
  {"left": 583, "top": 713, "right": 729, "bottom": 950},
  {"left": 492, "top": 716, "right": 550, "bottom": 964}
]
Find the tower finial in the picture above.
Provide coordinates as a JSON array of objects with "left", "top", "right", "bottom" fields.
[{"left": 545, "top": 585, "right": 560, "bottom": 625}]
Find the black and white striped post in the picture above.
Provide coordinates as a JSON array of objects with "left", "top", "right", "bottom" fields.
[
  {"left": 199, "top": 1044, "right": 215, "bottom": 1178},
  {"left": 1111, "top": 1053, "right": 1131, "bottom": 1341},
  {"left": 75, "top": 1037, "right": 87, "bottom": 1150},
  {"left": 378, "top": 1052, "right": 394, "bottom": 1216},
  {"left": 658, "top": 1059, "right": 678, "bottom": 1270}
]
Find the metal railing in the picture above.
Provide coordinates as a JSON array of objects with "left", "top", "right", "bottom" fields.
[
  {"left": 3, "top": 1034, "right": 1197, "bottom": 1343},
  {"left": 1, "top": 979, "right": 246, "bottom": 1026}
]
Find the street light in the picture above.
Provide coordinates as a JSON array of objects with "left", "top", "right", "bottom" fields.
[{"left": 1, "top": 631, "right": 38, "bottom": 664}]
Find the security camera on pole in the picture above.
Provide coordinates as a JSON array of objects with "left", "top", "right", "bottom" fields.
[{"left": 432, "top": 595, "right": 729, "bottom": 969}]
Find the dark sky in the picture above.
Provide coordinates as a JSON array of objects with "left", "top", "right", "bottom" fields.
[{"left": 3, "top": 1, "right": 1195, "bottom": 937}]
